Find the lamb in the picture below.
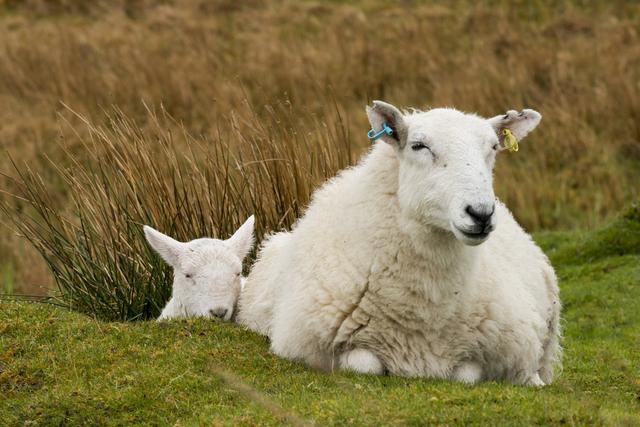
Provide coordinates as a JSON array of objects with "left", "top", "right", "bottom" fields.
[
  {"left": 144, "top": 216, "right": 255, "bottom": 321},
  {"left": 236, "top": 101, "right": 561, "bottom": 386}
]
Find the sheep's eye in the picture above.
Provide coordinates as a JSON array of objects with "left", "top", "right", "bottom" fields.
[
  {"left": 492, "top": 143, "right": 499, "bottom": 151},
  {"left": 411, "top": 143, "right": 429, "bottom": 152},
  {"left": 411, "top": 143, "right": 435, "bottom": 160},
  {"left": 185, "top": 273, "right": 193, "bottom": 279}
]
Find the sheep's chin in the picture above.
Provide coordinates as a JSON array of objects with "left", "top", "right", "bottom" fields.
[{"left": 450, "top": 223, "right": 491, "bottom": 246}]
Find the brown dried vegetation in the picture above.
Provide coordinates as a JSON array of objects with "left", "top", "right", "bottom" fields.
[{"left": 0, "top": 0, "right": 638, "bottom": 300}]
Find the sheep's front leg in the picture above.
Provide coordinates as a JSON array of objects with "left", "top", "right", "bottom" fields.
[
  {"left": 524, "top": 372, "right": 546, "bottom": 387},
  {"left": 338, "top": 349, "right": 384, "bottom": 375},
  {"left": 451, "top": 361, "right": 483, "bottom": 385},
  {"left": 157, "top": 298, "right": 180, "bottom": 321}
]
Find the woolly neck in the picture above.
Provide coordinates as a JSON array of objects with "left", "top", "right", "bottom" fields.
[{"left": 361, "top": 142, "right": 480, "bottom": 290}]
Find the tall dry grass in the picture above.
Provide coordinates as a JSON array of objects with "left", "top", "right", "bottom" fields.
[
  {"left": 1, "top": 0, "right": 639, "bottom": 296},
  {"left": 3, "top": 102, "right": 353, "bottom": 319}
]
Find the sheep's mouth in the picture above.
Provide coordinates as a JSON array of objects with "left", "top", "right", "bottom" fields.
[
  {"left": 451, "top": 224, "right": 492, "bottom": 246},
  {"left": 459, "top": 229, "right": 490, "bottom": 240}
]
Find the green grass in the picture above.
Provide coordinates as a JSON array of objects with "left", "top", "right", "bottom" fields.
[{"left": 2, "top": 207, "right": 639, "bottom": 426}]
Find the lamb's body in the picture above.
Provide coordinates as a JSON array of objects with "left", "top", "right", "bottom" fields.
[{"left": 238, "top": 142, "right": 560, "bottom": 384}]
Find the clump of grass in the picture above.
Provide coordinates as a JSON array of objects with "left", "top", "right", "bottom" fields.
[
  {"left": 537, "top": 202, "right": 640, "bottom": 267},
  {"left": 1, "top": 102, "right": 354, "bottom": 320}
]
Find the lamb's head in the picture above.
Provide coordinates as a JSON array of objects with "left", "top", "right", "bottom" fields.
[
  {"left": 143, "top": 216, "right": 255, "bottom": 320},
  {"left": 367, "top": 101, "right": 541, "bottom": 246}
]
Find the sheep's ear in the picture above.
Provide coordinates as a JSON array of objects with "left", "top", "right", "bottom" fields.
[
  {"left": 143, "top": 225, "right": 184, "bottom": 267},
  {"left": 226, "top": 215, "right": 255, "bottom": 261},
  {"left": 488, "top": 109, "right": 541, "bottom": 150},
  {"left": 366, "top": 100, "right": 408, "bottom": 148}
]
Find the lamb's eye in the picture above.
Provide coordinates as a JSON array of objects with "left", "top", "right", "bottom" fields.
[
  {"left": 185, "top": 273, "right": 193, "bottom": 279},
  {"left": 492, "top": 143, "right": 499, "bottom": 151}
]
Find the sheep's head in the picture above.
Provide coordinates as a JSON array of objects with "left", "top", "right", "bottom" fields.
[
  {"left": 143, "top": 216, "right": 255, "bottom": 320},
  {"left": 367, "top": 101, "right": 541, "bottom": 246}
]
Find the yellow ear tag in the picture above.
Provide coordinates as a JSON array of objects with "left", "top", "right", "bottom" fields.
[{"left": 501, "top": 128, "right": 518, "bottom": 153}]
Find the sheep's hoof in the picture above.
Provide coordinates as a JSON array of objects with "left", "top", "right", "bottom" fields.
[
  {"left": 451, "top": 361, "right": 483, "bottom": 385},
  {"left": 525, "top": 373, "right": 546, "bottom": 387},
  {"left": 339, "top": 349, "right": 384, "bottom": 375}
]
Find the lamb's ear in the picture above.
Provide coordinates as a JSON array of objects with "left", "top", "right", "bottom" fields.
[
  {"left": 488, "top": 109, "right": 541, "bottom": 150},
  {"left": 366, "top": 100, "right": 408, "bottom": 148},
  {"left": 143, "top": 225, "right": 184, "bottom": 267},
  {"left": 226, "top": 215, "right": 255, "bottom": 261}
]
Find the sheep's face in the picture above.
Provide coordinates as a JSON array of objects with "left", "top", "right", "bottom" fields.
[
  {"left": 144, "top": 216, "right": 254, "bottom": 320},
  {"left": 367, "top": 101, "right": 541, "bottom": 246}
]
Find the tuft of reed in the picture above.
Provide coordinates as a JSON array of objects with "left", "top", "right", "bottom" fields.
[{"left": 1, "top": 102, "right": 354, "bottom": 320}]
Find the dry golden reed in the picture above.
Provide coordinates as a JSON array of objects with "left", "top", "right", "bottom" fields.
[
  {"left": 0, "top": 0, "right": 639, "bottom": 296},
  {"left": 2, "top": 102, "right": 353, "bottom": 318}
]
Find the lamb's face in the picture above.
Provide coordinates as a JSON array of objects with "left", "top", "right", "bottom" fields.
[
  {"left": 144, "top": 216, "right": 255, "bottom": 320},
  {"left": 367, "top": 101, "right": 541, "bottom": 246},
  {"left": 169, "top": 240, "right": 243, "bottom": 321}
]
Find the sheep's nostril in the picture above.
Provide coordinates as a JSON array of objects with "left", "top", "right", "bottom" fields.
[
  {"left": 465, "top": 204, "right": 494, "bottom": 226},
  {"left": 209, "top": 308, "right": 228, "bottom": 319}
]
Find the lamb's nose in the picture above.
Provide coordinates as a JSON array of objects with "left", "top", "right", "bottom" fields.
[
  {"left": 209, "top": 308, "right": 228, "bottom": 319},
  {"left": 465, "top": 204, "right": 494, "bottom": 227}
]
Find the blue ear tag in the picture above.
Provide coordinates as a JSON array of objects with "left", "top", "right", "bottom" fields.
[{"left": 367, "top": 122, "right": 393, "bottom": 142}]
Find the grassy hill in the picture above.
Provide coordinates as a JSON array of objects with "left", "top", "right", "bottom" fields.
[
  {"left": 2, "top": 206, "right": 639, "bottom": 426},
  {"left": 2, "top": 0, "right": 640, "bottom": 296}
]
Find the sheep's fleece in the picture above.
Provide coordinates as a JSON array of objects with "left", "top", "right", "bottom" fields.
[{"left": 237, "top": 106, "right": 561, "bottom": 386}]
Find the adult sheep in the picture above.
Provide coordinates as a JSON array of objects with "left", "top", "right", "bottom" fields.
[{"left": 237, "top": 101, "right": 561, "bottom": 386}]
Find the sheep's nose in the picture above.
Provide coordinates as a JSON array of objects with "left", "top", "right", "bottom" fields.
[
  {"left": 209, "top": 308, "right": 228, "bottom": 319},
  {"left": 465, "top": 204, "right": 495, "bottom": 228}
]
